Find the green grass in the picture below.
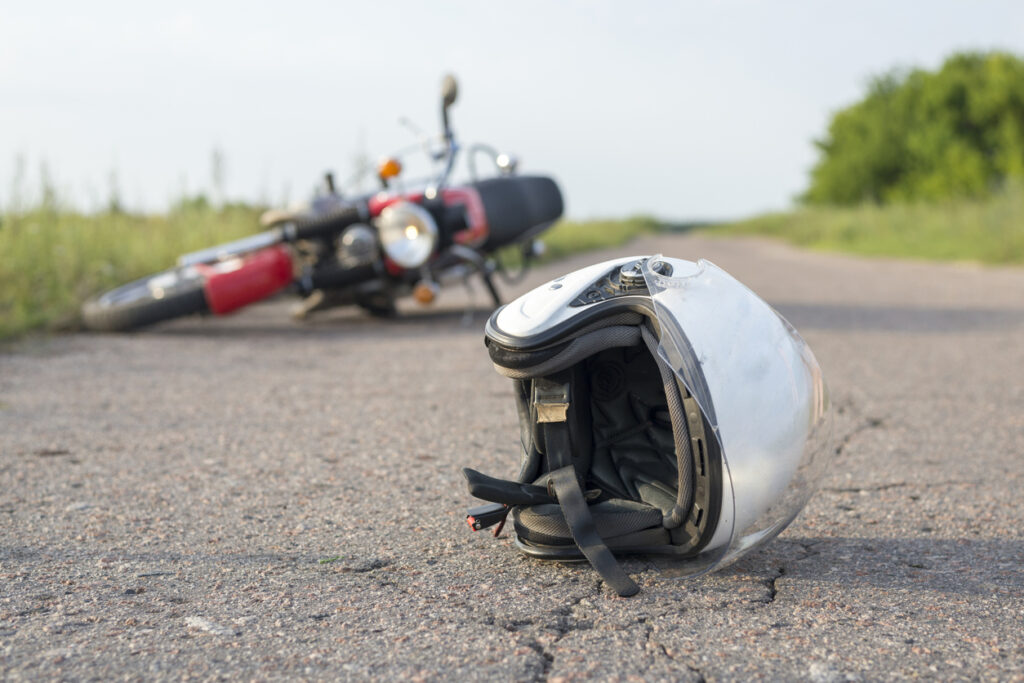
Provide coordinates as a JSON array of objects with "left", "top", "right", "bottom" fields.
[
  {"left": 495, "top": 215, "right": 663, "bottom": 270},
  {"left": 0, "top": 207, "right": 660, "bottom": 341},
  {"left": 538, "top": 215, "right": 662, "bottom": 261},
  {"left": 715, "top": 184, "right": 1024, "bottom": 265},
  {"left": 0, "top": 202, "right": 262, "bottom": 339},
  {"left": 7, "top": 184, "right": 1021, "bottom": 342}
]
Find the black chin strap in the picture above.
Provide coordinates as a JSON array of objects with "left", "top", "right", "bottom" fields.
[
  {"left": 533, "top": 379, "right": 640, "bottom": 597},
  {"left": 548, "top": 466, "right": 640, "bottom": 597}
]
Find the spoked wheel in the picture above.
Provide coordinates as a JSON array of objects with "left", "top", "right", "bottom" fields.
[{"left": 81, "top": 267, "right": 209, "bottom": 332}]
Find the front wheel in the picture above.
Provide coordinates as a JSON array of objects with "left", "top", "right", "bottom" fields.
[
  {"left": 356, "top": 291, "right": 397, "bottom": 318},
  {"left": 81, "top": 267, "right": 209, "bottom": 332}
]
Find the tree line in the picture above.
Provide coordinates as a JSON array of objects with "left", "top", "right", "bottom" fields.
[{"left": 804, "top": 51, "right": 1024, "bottom": 205}]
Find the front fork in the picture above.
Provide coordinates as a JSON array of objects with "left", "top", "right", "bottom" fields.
[{"left": 446, "top": 244, "right": 502, "bottom": 307}]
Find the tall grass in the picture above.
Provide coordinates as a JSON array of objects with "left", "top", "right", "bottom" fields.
[
  {"left": 526, "top": 215, "right": 662, "bottom": 263},
  {"left": 0, "top": 204, "right": 661, "bottom": 340},
  {"left": 6, "top": 183, "right": 1020, "bottom": 342},
  {"left": 716, "top": 184, "right": 1024, "bottom": 265},
  {"left": 0, "top": 202, "right": 261, "bottom": 339}
]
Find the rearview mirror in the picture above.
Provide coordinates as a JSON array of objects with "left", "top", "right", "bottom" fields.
[{"left": 441, "top": 74, "right": 458, "bottom": 109}]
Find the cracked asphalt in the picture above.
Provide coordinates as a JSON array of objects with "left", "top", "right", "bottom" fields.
[{"left": 2, "top": 233, "right": 1023, "bottom": 681}]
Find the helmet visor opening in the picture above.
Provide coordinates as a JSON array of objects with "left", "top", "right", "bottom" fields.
[{"left": 489, "top": 314, "right": 723, "bottom": 561}]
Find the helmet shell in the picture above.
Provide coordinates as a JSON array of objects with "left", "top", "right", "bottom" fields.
[
  {"left": 487, "top": 254, "right": 832, "bottom": 577},
  {"left": 487, "top": 256, "right": 654, "bottom": 348},
  {"left": 641, "top": 256, "right": 831, "bottom": 572}
]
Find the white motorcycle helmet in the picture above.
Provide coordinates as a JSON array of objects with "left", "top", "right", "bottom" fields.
[{"left": 462, "top": 255, "right": 831, "bottom": 596}]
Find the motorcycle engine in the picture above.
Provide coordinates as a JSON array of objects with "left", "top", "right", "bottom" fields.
[{"left": 337, "top": 225, "right": 378, "bottom": 268}]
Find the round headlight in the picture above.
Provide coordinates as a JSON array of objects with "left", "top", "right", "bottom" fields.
[{"left": 376, "top": 201, "right": 439, "bottom": 269}]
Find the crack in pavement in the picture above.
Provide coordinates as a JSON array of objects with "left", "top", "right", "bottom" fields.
[
  {"left": 794, "top": 540, "right": 825, "bottom": 560},
  {"left": 823, "top": 479, "right": 983, "bottom": 493},
  {"left": 481, "top": 593, "right": 592, "bottom": 682},
  {"left": 834, "top": 415, "right": 886, "bottom": 458},
  {"left": 336, "top": 558, "right": 392, "bottom": 573},
  {"left": 762, "top": 567, "right": 784, "bottom": 604},
  {"left": 643, "top": 621, "right": 706, "bottom": 682},
  {"left": 526, "top": 638, "right": 555, "bottom": 681},
  {"left": 527, "top": 597, "right": 585, "bottom": 682}
]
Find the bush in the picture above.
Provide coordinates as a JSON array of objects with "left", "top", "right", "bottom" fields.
[{"left": 804, "top": 51, "right": 1024, "bottom": 205}]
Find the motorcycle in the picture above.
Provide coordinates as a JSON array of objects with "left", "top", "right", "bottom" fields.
[{"left": 81, "top": 75, "right": 564, "bottom": 332}]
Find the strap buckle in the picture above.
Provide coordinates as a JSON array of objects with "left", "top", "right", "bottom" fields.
[
  {"left": 467, "top": 503, "right": 510, "bottom": 537},
  {"left": 533, "top": 379, "right": 570, "bottom": 423}
]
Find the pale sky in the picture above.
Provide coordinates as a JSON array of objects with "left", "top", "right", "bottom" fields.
[{"left": 3, "top": 1, "right": 1023, "bottom": 220}]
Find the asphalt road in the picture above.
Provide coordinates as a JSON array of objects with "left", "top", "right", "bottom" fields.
[{"left": 2, "top": 233, "right": 1023, "bottom": 681}]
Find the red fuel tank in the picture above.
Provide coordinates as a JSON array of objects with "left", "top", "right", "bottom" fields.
[{"left": 199, "top": 246, "right": 294, "bottom": 315}]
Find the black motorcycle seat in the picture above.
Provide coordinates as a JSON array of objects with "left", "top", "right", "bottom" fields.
[{"left": 471, "top": 175, "right": 564, "bottom": 250}]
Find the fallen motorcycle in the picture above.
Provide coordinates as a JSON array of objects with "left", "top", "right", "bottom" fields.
[{"left": 82, "top": 75, "right": 563, "bottom": 331}]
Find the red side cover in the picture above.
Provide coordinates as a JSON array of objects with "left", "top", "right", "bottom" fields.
[{"left": 199, "top": 246, "right": 294, "bottom": 315}]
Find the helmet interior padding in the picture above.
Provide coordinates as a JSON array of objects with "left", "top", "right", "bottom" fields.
[{"left": 464, "top": 311, "right": 721, "bottom": 596}]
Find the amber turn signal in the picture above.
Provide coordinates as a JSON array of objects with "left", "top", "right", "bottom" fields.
[
  {"left": 377, "top": 157, "right": 403, "bottom": 180},
  {"left": 413, "top": 281, "right": 439, "bottom": 305}
]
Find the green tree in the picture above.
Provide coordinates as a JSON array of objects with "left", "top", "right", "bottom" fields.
[{"left": 804, "top": 51, "right": 1024, "bottom": 205}]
